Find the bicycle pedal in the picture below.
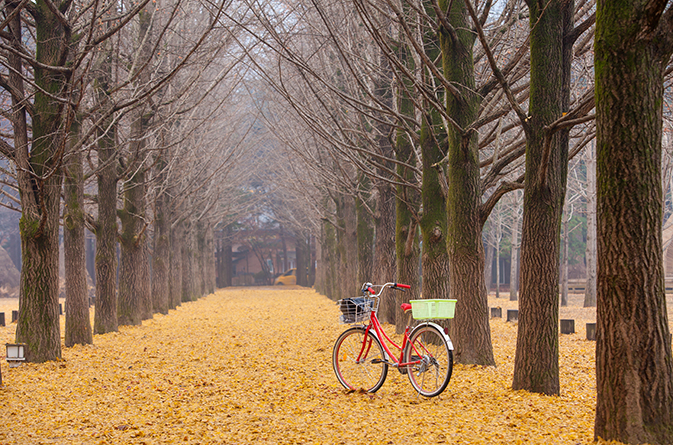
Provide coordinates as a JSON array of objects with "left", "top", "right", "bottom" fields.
[{"left": 371, "top": 359, "right": 385, "bottom": 364}]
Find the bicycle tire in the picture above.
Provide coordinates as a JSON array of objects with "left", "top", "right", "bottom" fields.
[
  {"left": 403, "top": 324, "right": 453, "bottom": 397},
  {"left": 332, "top": 327, "right": 388, "bottom": 393}
]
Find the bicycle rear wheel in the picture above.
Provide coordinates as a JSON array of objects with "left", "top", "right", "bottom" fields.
[
  {"left": 332, "top": 327, "right": 388, "bottom": 393},
  {"left": 404, "top": 324, "right": 453, "bottom": 397}
]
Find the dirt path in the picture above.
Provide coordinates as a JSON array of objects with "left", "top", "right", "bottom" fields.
[{"left": 0, "top": 287, "right": 615, "bottom": 444}]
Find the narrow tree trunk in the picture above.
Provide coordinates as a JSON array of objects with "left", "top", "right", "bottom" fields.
[
  {"left": 152, "top": 182, "right": 170, "bottom": 314},
  {"left": 484, "top": 238, "right": 494, "bottom": 296},
  {"left": 64, "top": 120, "right": 93, "bottom": 347},
  {"left": 373, "top": 180, "right": 397, "bottom": 324},
  {"left": 169, "top": 221, "right": 184, "bottom": 309},
  {"left": 510, "top": 192, "right": 522, "bottom": 301},
  {"left": 560, "top": 201, "right": 570, "bottom": 307},
  {"left": 584, "top": 142, "right": 597, "bottom": 307},
  {"left": 181, "top": 221, "right": 195, "bottom": 302},
  {"left": 594, "top": 1, "right": 673, "bottom": 441},
  {"left": 356, "top": 181, "right": 374, "bottom": 284},
  {"left": 336, "top": 195, "right": 358, "bottom": 299},
  {"left": 513, "top": 0, "right": 566, "bottom": 395}
]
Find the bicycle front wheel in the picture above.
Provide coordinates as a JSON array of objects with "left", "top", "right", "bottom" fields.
[
  {"left": 332, "top": 327, "right": 388, "bottom": 393},
  {"left": 404, "top": 324, "right": 453, "bottom": 397}
]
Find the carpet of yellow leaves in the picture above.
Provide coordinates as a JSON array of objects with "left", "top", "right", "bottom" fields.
[{"left": 0, "top": 288, "right": 655, "bottom": 444}]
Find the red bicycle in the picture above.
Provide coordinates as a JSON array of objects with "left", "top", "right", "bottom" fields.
[{"left": 332, "top": 282, "right": 455, "bottom": 397}]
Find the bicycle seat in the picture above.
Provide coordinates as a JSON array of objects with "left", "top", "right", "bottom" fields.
[{"left": 401, "top": 303, "right": 412, "bottom": 313}]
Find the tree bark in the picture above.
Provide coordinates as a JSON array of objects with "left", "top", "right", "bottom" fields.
[
  {"left": 14, "top": 0, "right": 71, "bottom": 361},
  {"left": 373, "top": 180, "right": 397, "bottom": 324},
  {"left": 584, "top": 142, "right": 597, "bottom": 307},
  {"left": 64, "top": 119, "right": 93, "bottom": 347},
  {"left": 92, "top": 45, "right": 119, "bottom": 335},
  {"left": 152, "top": 177, "right": 170, "bottom": 314},
  {"left": 169, "top": 221, "right": 184, "bottom": 309},
  {"left": 594, "top": 1, "right": 673, "bottom": 442},
  {"left": 512, "top": 0, "right": 566, "bottom": 396},
  {"left": 440, "top": 0, "right": 494, "bottom": 365},
  {"left": 356, "top": 180, "right": 374, "bottom": 285}
]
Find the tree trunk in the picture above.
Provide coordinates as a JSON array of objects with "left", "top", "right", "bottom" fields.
[
  {"left": 584, "top": 142, "right": 597, "bottom": 307},
  {"left": 92, "top": 44, "right": 119, "bottom": 335},
  {"left": 118, "top": 113, "right": 151, "bottom": 325},
  {"left": 394, "top": 135, "right": 420, "bottom": 334},
  {"left": 513, "top": 0, "right": 566, "bottom": 395},
  {"left": 152, "top": 179, "right": 170, "bottom": 314},
  {"left": 336, "top": 194, "right": 358, "bottom": 299},
  {"left": 420, "top": 111, "right": 450, "bottom": 302},
  {"left": 440, "top": 0, "right": 494, "bottom": 365},
  {"left": 510, "top": 192, "right": 522, "bottom": 301},
  {"left": 14, "top": 0, "right": 70, "bottom": 361},
  {"left": 594, "top": 2, "right": 673, "bottom": 442},
  {"left": 560, "top": 201, "right": 570, "bottom": 307},
  {"left": 181, "top": 221, "right": 195, "bottom": 302},
  {"left": 373, "top": 180, "right": 397, "bottom": 324},
  {"left": 64, "top": 120, "right": 93, "bottom": 347},
  {"left": 169, "top": 221, "right": 184, "bottom": 309},
  {"left": 484, "top": 239, "right": 494, "bottom": 296},
  {"left": 296, "top": 233, "right": 309, "bottom": 286},
  {"left": 356, "top": 181, "right": 374, "bottom": 285}
]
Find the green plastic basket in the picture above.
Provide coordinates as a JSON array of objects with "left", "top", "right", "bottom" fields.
[{"left": 410, "top": 299, "right": 457, "bottom": 319}]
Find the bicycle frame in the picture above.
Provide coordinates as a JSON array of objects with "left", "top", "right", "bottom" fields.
[{"left": 353, "top": 283, "right": 430, "bottom": 371}]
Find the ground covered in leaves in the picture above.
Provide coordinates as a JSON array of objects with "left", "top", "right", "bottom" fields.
[{"left": 0, "top": 287, "right": 660, "bottom": 444}]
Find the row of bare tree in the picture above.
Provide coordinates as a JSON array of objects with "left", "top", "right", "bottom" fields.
[
  {"left": 236, "top": 0, "right": 673, "bottom": 442},
  {"left": 0, "top": 0, "right": 261, "bottom": 360}
]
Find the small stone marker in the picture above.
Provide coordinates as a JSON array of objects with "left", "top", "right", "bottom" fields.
[
  {"left": 586, "top": 323, "right": 596, "bottom": 341},
  {"left": 11, "top": 310, "right": 18, "bottom": 323},
  {"left": 561, "top": 319, "right": 575, "bottom": 334},
  {"left": 0, "top": 312, "right": 4, "bottom": 327},
  {"left": 490, "top": 307, "right": 502, "bottom": 318},
  {"left": 507, "top": 309, "right": 518, "bottom": 322}
]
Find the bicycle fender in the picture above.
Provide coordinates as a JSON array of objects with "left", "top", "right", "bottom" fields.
[{"left": 418, "top": 322, "right": 454, "bottom": 351}]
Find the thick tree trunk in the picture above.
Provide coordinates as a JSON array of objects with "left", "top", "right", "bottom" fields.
[
  {"left": 64, "top": 121, "right": 93, "bottom": 347},
  {"left": 15, "top": 0, "right": 70, "bottom": 361},
  {"left": 92, "top": 45, "right": 119, "bottom": 335},
  {"left": 594, "top": 2, "right": 673, "bottom": 442},
  {"left": 420, "top": 112, "right": 450, "bottom": 303},
  {"left": 513, "top": 0, "right": 566, "bottom": 395},
  {"left": 205, "top": 225, "right": 215, "bottom": 294},
  {"left": 118, "top": 115, "right": 151, "bottom": 325},
  {"left": 440, "top": 0, "right": 494, "bottom": 365}
]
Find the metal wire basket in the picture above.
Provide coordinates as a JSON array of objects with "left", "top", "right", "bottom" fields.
[{"left": 337, "top": 296, "right": 378, "bottom": 324}]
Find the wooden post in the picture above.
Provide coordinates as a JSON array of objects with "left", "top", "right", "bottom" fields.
[
  {"left": 0, "top": 312, "right": 4, "bottom": 327},
  {"left": 586, "top": 323, "right": 596, "bottom": 341},
  {"left": 560, "top": 319, "right": 575, "bottom": 334},
  {"left": 507, "top": 309, "right": 519, "bottom": 322},
  {"left": 490, "top": 307, "right": 502, "bottom": 318}
]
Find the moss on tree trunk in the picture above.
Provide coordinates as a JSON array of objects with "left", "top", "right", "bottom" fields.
[{"left": 594, "top": 1, "right": 673, "bottom": 442}]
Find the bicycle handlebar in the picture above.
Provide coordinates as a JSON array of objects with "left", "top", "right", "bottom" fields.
[{"left": 362, "top": 282, "right": 411, "bottom": 296}]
